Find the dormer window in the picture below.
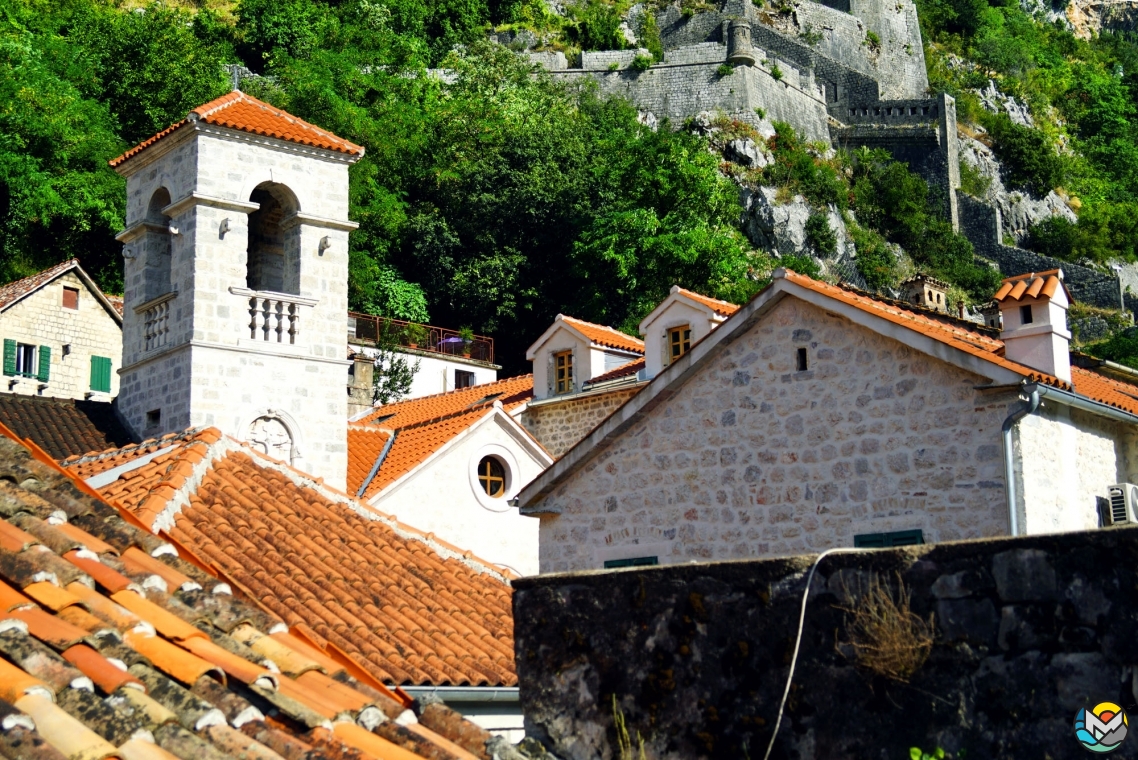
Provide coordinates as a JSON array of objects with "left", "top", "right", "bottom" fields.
[
  {"left": 554, "top": 350, "right": 573, "bottom": 394},
  {"left": 668, "top": 326, "right": 691, "bottom": 363}
]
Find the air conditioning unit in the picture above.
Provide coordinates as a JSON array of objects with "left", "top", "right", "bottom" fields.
[{"left": 1105, "top": 483, "right": 1138, "bottom": 526}]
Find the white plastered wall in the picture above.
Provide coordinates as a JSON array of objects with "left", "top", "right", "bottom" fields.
[
  {"left": 370, "top": 413, "right": 548, "bottom": 576},
  {"left": 1015, "top": 404, "right": 1137, "bottom": 534},
  {"left": 640, "top": 299, "right": 717, "bottom": 379},
  {"left": 0, "top": 271, "right": 122, "bottom": 400},
  {"left": 531, "top": 327, "right": 593, "bottom": 400},
  {"left": 350, "top": 345, "right": 498, "bottom": 400}
]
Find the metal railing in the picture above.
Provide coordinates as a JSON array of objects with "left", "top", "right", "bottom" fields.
[{"left": 349, "top": 312, "right": 494, "bottom": 364}]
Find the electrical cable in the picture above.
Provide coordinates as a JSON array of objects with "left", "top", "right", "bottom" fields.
[{"left": 762, "top": 547, "right": 862, "bottom": 760}]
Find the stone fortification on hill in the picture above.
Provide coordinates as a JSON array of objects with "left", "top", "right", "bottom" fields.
[{"left": 526, "top": 0, "right": 1134, "bottom": 313}]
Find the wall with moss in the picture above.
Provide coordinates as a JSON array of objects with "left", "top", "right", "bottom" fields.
[{"left": 514, "top": 527, "right": 1138, "bottom": 759}]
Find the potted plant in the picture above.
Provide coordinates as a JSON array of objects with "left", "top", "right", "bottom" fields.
[
  {"left": 406, "top": 324, "right": 429, "bottom": 349},
  {"left": 458, "top": 326, "right": 475, "bottom": 358}
]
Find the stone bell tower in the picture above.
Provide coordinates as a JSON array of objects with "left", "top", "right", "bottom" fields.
[{"left": 110, "top": 91, "right": 364, "bottom": 489}]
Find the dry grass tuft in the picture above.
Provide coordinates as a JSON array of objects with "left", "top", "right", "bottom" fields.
[
  {"left": 837, "top": 572, "right": 934, "bottom": 682},
  {"left": 612, "top": 694, "right": 647, "bottom": 760}
]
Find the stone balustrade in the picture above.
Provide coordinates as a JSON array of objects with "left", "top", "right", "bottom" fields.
[
  {"left": 136, "top": 292, "right": 175, "bottom": 352},
  {"left": 229, "top": 287, "right": 318, "bottom": 345}
]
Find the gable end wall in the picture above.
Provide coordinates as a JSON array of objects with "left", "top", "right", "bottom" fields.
[{"left": 535, "top": 298, "right": 1020, "bottom": 572}]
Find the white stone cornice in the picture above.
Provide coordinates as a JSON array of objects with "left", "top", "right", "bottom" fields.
[
  {"left": 280, "top": 212, "right": 360, "bottom": 232},
  {"left": 115, "top": 221, "right": 168, "bottom": 243},
  {"left": 133, "top": 291, "right": 177, "bottom": 315},
  {"left": 162, "top": 193, "right": 261, "bottom": 218},
  {"left": 227, "top": 286, "right": 320, "bottom": 307},
  {"left": 194, "top": 123, "right": 363, "bottom": 165}
]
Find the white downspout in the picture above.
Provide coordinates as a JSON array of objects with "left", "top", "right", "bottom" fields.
[{"left": 1001, "top": 386, "right": 1040, "bottom": 537}]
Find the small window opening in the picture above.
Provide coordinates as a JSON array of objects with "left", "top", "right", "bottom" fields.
[
  {"left": 455, "top": 369, "right": 476, "bottom": 389},
  {"left": 1020, "top": 305, "right": 1033, "bottom": 324},
  {"left": 936, "top": 293, "right": 942, "bottom": 304},
  {"left": 145, "top": 409, "right": 161, "bottom": 428},
  {"left": 668, "top": 325, "right": 692, "bottom": 363},
  {"left": 796, "top": 347, "right": 808, "bottom": 372},
  {"left": 554, "top": 350, "right": 574, "bottom": 394},
  {"left": 477, "top": 456, "right": 506, "bottom": 498},
  {"left": 62, "top": 287, "right": 79, "bottom": 310},
  {"left": 15, "top": 344, "right": 36, "bottom": 377}
]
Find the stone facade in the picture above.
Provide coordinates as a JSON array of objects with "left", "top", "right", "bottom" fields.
[
  {"left": 530, "top": 298, "right": 1024, "bottom": 573},
  {"left": 0, "top": 270, "right": 122, "bottom": 401},
  {"left": 520, "top": 385, "right": 644, "bottom": 458},
  {"left": 513, "top": 527, "right": 1138, "bottom": 759},
  {"left": 114, "top": 121, "right": 359, "bottom": 489}
]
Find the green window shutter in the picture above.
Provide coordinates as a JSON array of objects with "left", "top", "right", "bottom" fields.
[
  {"left": 36, "top": 346, "right": 50, "bottom": 382},
  {"left": 854, "top": 530, "right": 924, "bottom": 548},
  {"left": 2, "top": 340, "right": 14, "bottom": 377},
  {"left": 603, "top": 556, "right": 659, "bottom": 569},
  {"left": 90, "top": 356, "right": 111, "bottom": 393}
]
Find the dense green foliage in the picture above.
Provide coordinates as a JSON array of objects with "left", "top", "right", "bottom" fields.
[
  {"left": 759, "top": 123, "right": 1000, "bottom": 302},
  {"left": 0, "top": 0, "right": 760, "bottom": 370},
  {"left": 918, "top": 0, "right": 1138, "bottom": 264}
]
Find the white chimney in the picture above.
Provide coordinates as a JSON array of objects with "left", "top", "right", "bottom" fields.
[{"left": 994, "top": 269, "right": 1071, "bottom": 383}]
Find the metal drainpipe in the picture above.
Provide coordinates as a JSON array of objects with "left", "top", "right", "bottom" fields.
[{"left": 1001, "top": 386, "right": 1040, "bottom": 537}]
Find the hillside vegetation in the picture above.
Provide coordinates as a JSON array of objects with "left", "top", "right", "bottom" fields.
[{"left": 1, "top": 0, "right": 1136, "bottom": 370}]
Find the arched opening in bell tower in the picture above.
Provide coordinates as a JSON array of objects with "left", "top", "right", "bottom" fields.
[
  {"left": 246, "top": 182, "right": 301, "bottom": 295},
  {"left": 143, "top": 188, "right": 173, "bottom": 302}
]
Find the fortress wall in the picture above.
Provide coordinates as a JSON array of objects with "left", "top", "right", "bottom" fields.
[{"left": 550, "top": 59, "right": 831, "bottom": 141}]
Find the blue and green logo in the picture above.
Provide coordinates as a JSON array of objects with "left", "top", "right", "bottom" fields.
[{"left": 1075, "top": 702, "right": 1128, "bottom": 753}]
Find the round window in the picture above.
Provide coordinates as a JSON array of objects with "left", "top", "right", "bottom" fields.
[{"left": 477, "top": 456, "right": 506, "bottom": 498}]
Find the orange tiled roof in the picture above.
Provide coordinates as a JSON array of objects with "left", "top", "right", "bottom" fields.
[
  {"left": 0, "top": 260, "right": 78, "bottom": 311},
  {"left": 350, "top": 376, "right": 537, "bottom": 499},
  {"left": 0, "top": 395, "right": 134, "bottom": 460},
  {"left": 587, "top": 358, "right": 645, "bottom": 385},
  {"left": 0, "top": 422, "right": 508, "bottom": 760},
  {"left": 110, "top": 91, "right": 365, "bottom": 168},
  {"left": 104, "top": 294, "right": 124, "bottom": 316},
  {"left": 560, "top": 316, "right": 644, "bottom": 353},
  {"left": 674, "top": 287, "right": 740, "bottom": 317},
  {"left": 993, "top": 269, "right": 1065, "bottom": 302},
  {"left": 62, "top": 428, "right": 518, "bottom": 688},
  {"left": 1070, "top": 366, "right": 1138, "bottom": 417}
]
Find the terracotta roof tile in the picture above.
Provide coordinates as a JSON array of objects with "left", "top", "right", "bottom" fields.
[
  {"left": 111, "top": 92, "right": 364, "bottom": 168},
  {"left": 0, "top": 395, "right": 134, "bottom": 460},
  {"left": 64, "top": 430, "right": 518, "bottom": 689},
  {"left": 993, "top": 269, "right": 1066, "bottom": 302},
  {"left": 349, "top": 375, "right": 538, "bottom": 499},
  {"left": 673, "top": 287, "right": 741, "bottom": 317},
  {"left": 560, "top": 315, "right": 644, "bottom": 353},
  {"left": 0, "top": 424, "right": 509, "bottom": 759},
  {"left": 0, "top": 260, "right": 79, "bottom": 311}
]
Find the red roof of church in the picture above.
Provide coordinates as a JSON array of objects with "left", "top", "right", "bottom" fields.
[{"left": 110, "top": 92, "right": 364, "bottom": 168}]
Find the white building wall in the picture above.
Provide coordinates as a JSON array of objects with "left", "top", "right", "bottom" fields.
[
  {"left": 116, "top": 126, "right": 354, "bottom": 488},
  {"left": 640, "top": 300, "right": 716, "bottom": 379},
  {"left": 532, "top": 329, "right": 593, "bottom": 400},
  {"left": 0, "top": 271, "right": 122, "bottom": 401},
  {"left": 1016, "top": 405, "right": 1136, "bottom": 534},
  {"left": 350, "top": 344, "right": 498, "bottom": 400},
  {"left": 372, "top": 416, "right": 546, "bottom": 576}
]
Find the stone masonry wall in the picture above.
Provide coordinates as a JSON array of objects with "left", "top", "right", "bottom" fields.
[
  {"left": 530, "top": 298, "right": 1020, "bottom": 573},
  {"left": 513, "top": 527, "right": 1138, "bottom": 759},
  {"left": 957, "top": 193, "right": 1138, "bottom": 313},
  {"left": 520, "top": 385, "right": 644, "bottom": 458},
  {"left": 0, "top": 271, "right": 122, "bottom": 401}
]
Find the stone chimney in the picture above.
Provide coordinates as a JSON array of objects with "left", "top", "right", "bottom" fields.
[
  {"left": 901, "top": 273, "right": 949, "bottom": 313},
  {"left": 348, "top": 353, "right": 375, "bottom": 417},
  {"left": 993, "top": 269, "right": 1071, "bottom": 383}
]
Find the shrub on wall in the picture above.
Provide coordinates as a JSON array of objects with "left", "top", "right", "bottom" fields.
[{"left": 805, "top": 212, "right": 838, "bottom": 257}]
